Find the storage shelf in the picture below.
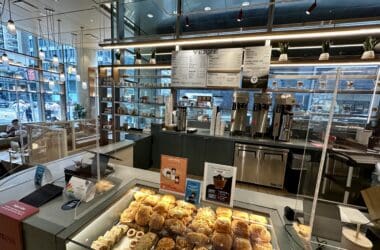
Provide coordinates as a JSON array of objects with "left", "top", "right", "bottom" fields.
[
  {"left": 0, "top": 89, "right": 38, "bottom": 93},
  {"left": 99, "top": 64, "right": 171, "bottom": 69},
  {"left": 115, "top": 113, "right": 164, "bottom": 119},
  {"left": 115, "top": 85, "right": 171, "bottom": 89},
  {"left": 114, "top": 101, "right": 165, "bottom": 106}
]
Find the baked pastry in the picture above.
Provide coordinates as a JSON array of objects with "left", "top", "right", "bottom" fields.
[
  {"left": 165, "top": 218, "right": 186, "bottom": 235},
  {"left": 135, "top": 205, "right": 153, "bottom": 226},
  {"left": 181, "top": 215, "right": 193, "bottom": 226},
  {"left": 156, "top": 237, "right": 176, "bottom": 250},
  {"left": 130, "top": 239, "right": 138, "bottom": 249},
  {"left": 134, "top": 232, "right": 158, "bottom": 250},
  {"left": 193, "top": 247, "right": 208, "bottom": 250},
  {"left": 116, "top": 224, "right": 129, "bottom": 235},
  {"left": 142, "top": 194, "right": 161, "bottom": 207},
  {"left": 233, "top": 237, "right": 252, "bottom": 250},
  {"left": 95, "top": 180, "right": 114, "bottom": 193},
  {"left": 232, "top": 210, "right": 249, "bottom": 221},
  {"left": 249, "top": 214, "right": 268, "bottom": 225},
  {"left": 120, "top": 201, "right": 140, "bottom": 223},
  {"left": 252, "top": 242, "right": 272, "bottom": 250},
  {"left": 96, "top": 236, "right": 113, "bottom": 248},
  {"left": 169, "top": 206, "right": 193, "bottom": 219},
  {"left": 153, "top": 201, "right": 171, "bottom": 215},
  {"left": 214, "top": 217, "right": 232, "bottom": 234},
  {"left": 136, "top": 231, "right": 145, "bottom": 239},
  {"left": 103, "top": 230, "right": 117, "bottom": 245},
  {"left": 186, "top": 232, "right": 209, "bottom": 246},
  {"left": 232, "top": 220, "right": 249, "bottom": 238},
  {"left": 196, "top": 207, "right": 216, "bottom": 220},
  {"left": 216, "top": 207, "right": 232, "bottom": 219},
  {"left": 249, "top": 224, "right": 271, "bottom": 243},
  {"left": 134, "top": 188, "right": 155, "bottom": 201},
  {"left": 175, "top": 236, "right": 190, "bottom": 249},
  {"left": 90, "top": 240, "right": 109, "bottom": 250},
  {"left": 176, "top": 200, "right": 197, "bottom": 211},
  {"left": 189, "top": 219, "right": 213, "bottom": 236},
  {"left": 211, "top": 232, "right": 233, "bottom": 250},
  {"left": 161, "top": 194, "right": 176, "bottom": 204},
  {"left": 149, "top": 212, "right": 165, "bottom": 232},
  {"left": 127, "top": 228, "right": 137, "bottom": 238}
]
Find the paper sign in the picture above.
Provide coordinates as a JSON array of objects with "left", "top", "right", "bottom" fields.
[
  {"left": 242, "top": 46, "right": 272, "bottom": 88},
  {"left": 0, "top": 200, "right": 39, "bottom": 250},
  {"left": 338, "top": 205, "right": 370, "bottom": 225},
  {"left": 65, "top": 176, "right": 95, "bottom": 202},
  {"left": 160, "top": 155, "right": 188, "bottom": 195},
  {"left": 185, "top": 179, "right": 202, "bottom": 204},
  {"left": 202, "top": 162, "right": 237, "bottom": 207}
]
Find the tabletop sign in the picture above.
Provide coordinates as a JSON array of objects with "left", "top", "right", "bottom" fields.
[
  {"left": 242, "top": 46, "right": 272, "bottom": 88},
  {"left": 171, "top": 50, "right": 207, "bottom": 88},
  {"left": 160, "top": 155, "right": 188, "bottom": 195},
  {"left": 202, "top": 162, "right": 237, "bottom": 207},
  {"left": 185, "top": 178, "right": 202, "bottom": 204},
  {"left": 0, "top": 200, "right": 39, "bottom": 250}
]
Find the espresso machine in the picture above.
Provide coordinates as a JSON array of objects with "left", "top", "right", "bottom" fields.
[
  {"left": 230, "top": 92, "right": 249, "bottom": 135},
  {"left": 251, "top": 93, "right": 272, "bottom": 137},
  {"left": 272, "top": 94, "right": 296, "bottom": 141}
]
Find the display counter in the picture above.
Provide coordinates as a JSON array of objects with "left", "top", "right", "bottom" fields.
[{"left": 0, "top": 142, "right": 302, "bottom": 250}]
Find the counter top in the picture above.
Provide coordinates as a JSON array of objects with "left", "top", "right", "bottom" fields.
[
  {"left": 161, "top": 128, "right": 323, "bottom": 151},
  {"left": 90, "top": 139, "right": 135, "bottom": 154}
]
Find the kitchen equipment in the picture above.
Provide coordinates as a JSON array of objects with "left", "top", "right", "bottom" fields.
[
  {"left": 251, "top": 93, "right": 272, "bottom": 136},
  {"left": 272, "top": 94, "right": 296, "bottom": 141},
  {"left": 177, "top": 106, "right": 187, "bottom": 131},
  {"left": 234, "top": 143, "right": 289, "bottom": 188},
  {"left": 230, "top": 91, "right": 249, "bottom": 135}
]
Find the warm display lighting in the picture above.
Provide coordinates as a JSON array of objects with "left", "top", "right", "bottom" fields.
[
  {"left": 7, "top": 19, "right": 16, "bottom": 35},
  {"left": 52, "top": 54, "right": 59, "bottom": 66},
  {"left": 100, "top": 26, "right": 380, "bottom": 49}
]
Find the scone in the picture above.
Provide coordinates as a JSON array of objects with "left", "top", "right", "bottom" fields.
[
  {"left": 216, "top": 207, "right": 232, "bottom": 219},
  {"left": 135, "top": 205, "right": 153, "bottom": 226},
  {"left": 249, "top": 224, "right": 271, "bottom": 243},
  {"left": 214, "top": 217, "right": 232, "bottom": 234},
  {"left": 211, "top": 232, "right": 233, "bottom": 250},
  {"left": 169, "top": 206, "right": 193, "bottom": 219},
  {"left": 232, "top": 210, "right": 249, "bottom": 221},
  {"left": 160, "top": 194, "right": 176, "bottom": 204},
  {"left": 189, "top": 219, "right": 213, "bottom": 236},
  {"left": 252, "top": 242, "right": 272, "bottom": 250},
  {"left": 232, "top": 220, "right": 249, "bottom": 238},
  {"left": 134, "top": 188, "right": 155, "bottom": 201},
  {"left": 91, "top": 240, "right": 109, "bottom": 250},
  {"left": 233, "top": 237, "right": 252, "bottom": 250},
  {"left": 120, "top": 201, "right": 140, "bottom": 223},
  {"left": 176, "top": 200, "right": 197, "bottom": 211},
  {"left": 156, "top": 237, "right": 175, "bottom": 250},
  {"left": 165, "top": 218, "right": 186, "bottom": 235},
  {"left": 141, "top": 194, "right": 161, "bottom": 207},
  {"left": 175, "top": 236, "right": 190, "bottom": 249},
  {"left": 134, "top": 232, "right": 158, "bottom": 250},
  {"left": 153, "top": 201, "right": 171, "bottom": 215},
  {"left": 186, "top": 232, "right": 209, "bottom": 246},
  {"left": 149, "top": 212, "right": 165, "bottom": 232},
  {"left": 250, "top": 214, "right": 268, "bottom": 225}
]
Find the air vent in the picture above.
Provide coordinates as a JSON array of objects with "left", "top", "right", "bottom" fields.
[{"left": 13, "top": 0, "right": 38, "bottom": 12}]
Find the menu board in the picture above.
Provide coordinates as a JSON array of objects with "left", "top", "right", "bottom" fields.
[
  {"left": 160, "top": 155, "right": 188, "bottom": 195},
  {"left": 207, "top": 72, "right": 241, "bottom": 87},
  {"left": 171, "top": 50, "right": 207, "bottom": 87},
  {"left": 202, "top": 162, "right": 237, "bottom": 207},
  {"left": 242, "top": 46, "right": 272, "bottom": 88},
  {"left": 207, "top": 48, "right": 243, "bottom": 72}
]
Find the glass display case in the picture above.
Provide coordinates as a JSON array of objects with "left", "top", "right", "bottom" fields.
[{"left": 66, "top": 185, "right": 293, "bottom": 250}]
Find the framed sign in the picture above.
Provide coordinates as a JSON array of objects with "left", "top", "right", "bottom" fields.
[
  {"left": 202, "top": 162, "right": 237, "bottom": 207},
  {"left": 185, "top": 178, "right": 202, "bottom": 204},
  {"left": 160, "top": 155, "right": 188, "bottom": 195}
]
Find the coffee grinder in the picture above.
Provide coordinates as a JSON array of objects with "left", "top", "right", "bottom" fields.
[
  {"left": 251, "top": 93, "right": 272, "bottom": 137},
  {"left": 272, "top": 94, "right": 296, "bottom": 141},
  {"left": 230, "top": 91, "right": 249, "bottom": 135}
]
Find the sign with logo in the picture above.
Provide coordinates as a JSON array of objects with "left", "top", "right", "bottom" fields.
[
  {"left": 160, "top": 155, "right": 188, "bottom": 195},
  {"left": 185, "top": 179, "right": 202, "bottom": 204}
]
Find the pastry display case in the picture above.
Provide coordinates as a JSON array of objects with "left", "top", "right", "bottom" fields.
[{"left": 65, "top": 185, "right": 288, "bottom": 250}]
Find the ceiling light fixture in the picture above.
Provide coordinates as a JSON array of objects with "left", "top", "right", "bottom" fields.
[
  {"left": 2, "top": 53, "right": 9, "bottom": 64},
  {"left": 204, "top": 6, "right": 211, "bottom": 11},
  {"left": 37, "top": 19, "right": 45, "bottom": 60},
  {"left": 306, "top": 0, "right": 317, "bottom": 15},
  {"left": 242, "top": 1, "right": 250, "bottom": 7},
  {"left": 57, "top": 19, "right": 64, "bottom": 80},
  {"left": 237, "top": 8, "right": 243, "bottom": 22},
  {"left": 99, "top": 26, "right": 380, "bottom": 49},
  {"left": 185, "top": 16, "right": 190, "bottom": 27},
  {"left": 147, "top": 13, "right": 154, "bottom": 18},
  {"left": 7, "top": 0, "right": 16, "bottom": 35}
]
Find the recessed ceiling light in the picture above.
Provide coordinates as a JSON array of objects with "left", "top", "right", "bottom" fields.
[
  {"left": 204, "top": 6, "right": 211, "bottom": 11},
  {"left": 242, "top": 1, "right": 250, "bottom": 7},
  {"left": 90, "top": 19, "right": 94, "bottom": 23},
  {"left": 147, "top": 13, "right": 154, "bottom": 18},
  {"left": 173, "top": 10, "right": 177, "bottom": 15}
]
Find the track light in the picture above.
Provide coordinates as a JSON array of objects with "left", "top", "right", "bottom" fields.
[
  {"left": 185, "top": 16, "right": 190, "bottom": 27},
  {"left": 39, "top": 49, "right": 45, "bottom": 60},
  {"left": 52, "top": 54, "right": 59, "bottom": 66},
  {"left": 2, "top": 53, "right": 9, "bottom": 64},
  {"left": 7, "top": 20, "right": 16, "bottom": 35},
  {"left": 306, "top": 0, "right": 317, "bottom": 15},
  {"left": 237, "top": 8, "right": 243, "bottom": 22}
]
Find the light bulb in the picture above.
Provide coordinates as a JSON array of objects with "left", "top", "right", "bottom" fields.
[
  {"left": 82, "top": 81, "right": 88, "bottom": 90},
  {"left": 7, "top": 20, "right": 16, "bottom": 35},
  {"left": 59, "top": 73, "right": 65, "bottom": 81},
  {"left": 2, "top": 53, "right": 9, "bottom": 64},
  {"left": 39, "top": 50, "right": 45, "bottom": 60},
  {"left": 52, "top": 54, "right": 59, "bottom": 66},
  {"left": 76, "top": 74, "right": 81, "bottom": 81}
]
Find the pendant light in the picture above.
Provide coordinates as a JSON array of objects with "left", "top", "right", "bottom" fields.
[
  {"left": 37, "top": 19, "right": 45, "bottom": 60},
  {"left": 57, "top": 19, "right": 65, "bottom": 81},
  {"left": 306, "top": 0, "right": 317, "bottom": 15},
  {"left": 2, "top": 53, "right": 9, "bottom": 64},
  {"left": 80, "top": 26, "right": 87, "bottom": 89},
  {"left": 49, "top": 9, "right": 59, "bottom": 66},
  {"left": 6, "top": 0, "right": 16, "bottom": 35},
  {"left": 237, "top": 8, "right": 243, "bottom": 22},
  {"left": 68, "top": 33, "right": 77, "bottom": 74}
]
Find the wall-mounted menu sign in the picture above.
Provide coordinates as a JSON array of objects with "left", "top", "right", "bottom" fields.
[
  {"left": 242, "top": 46, "right": 272, "bottom": 88},
  {"left": 202, "top": 162, "right": 237, "bottom": 207},
  {"left": 207, "top": 72, "right": 241, "bottom": 88},
  {"left": 171, "top": 50, "right": 208, "bottom": 87}
]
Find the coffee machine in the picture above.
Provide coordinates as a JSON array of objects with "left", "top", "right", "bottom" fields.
[
  {"left": 230, "top": 92, "right": 249, "bottom": 135},
  {"left": 177, "top": 106, "right": 187, "bottom": 131},
  {"left": 251, "top": 93, "right": 272, "bottom": 137},
  {"left": 272, "top": 94, "right": 296, "bottom": 141}
]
